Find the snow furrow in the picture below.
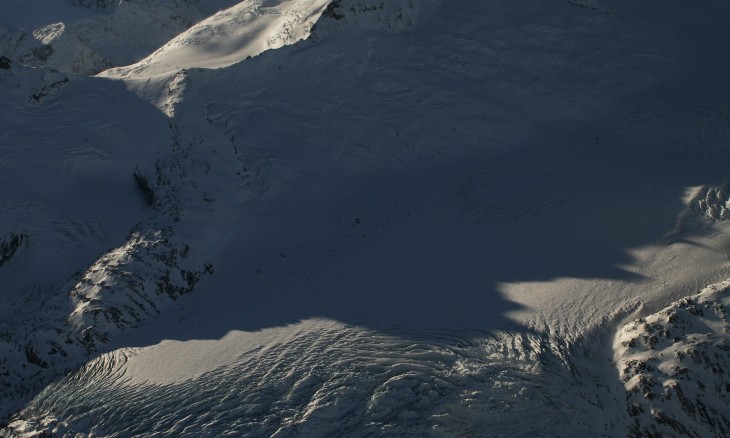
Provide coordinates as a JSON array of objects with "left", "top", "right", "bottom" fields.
[{"left": 6, "top": 322, "right": 627, "bottom": 437}]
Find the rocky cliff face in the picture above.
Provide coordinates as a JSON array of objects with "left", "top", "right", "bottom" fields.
[
  {"left": 0, "top": 225, "right": 212, "bottom": 424},
  {"left": 616, "top": 282, "right": 730, "bottom": 437},
  {"left": 65, "top": 0, "right": 117, "bottom": 9}
]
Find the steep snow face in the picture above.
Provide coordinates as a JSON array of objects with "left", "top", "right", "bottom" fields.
[
  {"left": 3, "top": 0, "right": 730, "bottom": 435},
  {"left": 99, "top": 0, "right": 441, "bottom": 114},
  {"left": 100, "top": 0, "right": 334, "bottom": 79},
  {"left": 69, "top": 0, "right": 242, "bottom": 68}
]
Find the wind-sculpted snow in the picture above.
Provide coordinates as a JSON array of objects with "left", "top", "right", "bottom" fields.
[
  {"left": 5, "top": 321, "right": 628, "bottom": 437},
  {"left": 615, "top": 282, "right": 730, "bottom": 437},
  {"left": 3, "top": 0, "right": 730, "bottom": 435}
]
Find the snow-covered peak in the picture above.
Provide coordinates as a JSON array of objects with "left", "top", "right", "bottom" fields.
[
  {"left": 0, "top": 0, "right": 243, "bottom": 75},
  {"left": 3, "top": 0, "right": 730, "bottom": 435},
  {"left": 100, "top": 0, "right": 333, "bottom": 79}
]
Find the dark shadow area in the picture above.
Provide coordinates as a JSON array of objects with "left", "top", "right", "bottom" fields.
[
  {"left": 116, "top": 121, "right": 730, "bottom": 347},
  {"left": 114, "top": 0, "right": 730, "bottom": 347},
  {"left": 7, "top": 1, "right": 730, "bottom": 434}
]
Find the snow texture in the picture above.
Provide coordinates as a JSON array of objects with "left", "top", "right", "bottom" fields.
[
  {"left": 2, "top": 0, "right": 730, "bottom": 436},
  {"left": 616, "top": 282, "right": 730, "bottom": 437}
]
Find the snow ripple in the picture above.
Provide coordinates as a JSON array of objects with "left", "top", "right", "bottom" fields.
[{"left": 5, "top": 322, "right": 626, "bottom": 437}]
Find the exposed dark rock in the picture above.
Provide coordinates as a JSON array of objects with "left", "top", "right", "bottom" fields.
[
  {"left": 321, "top": 0, "right": 344, "bottom": 20},
  {"left": 20, "top": 45, "right": 54, "bottom": 66},
  {"left": 31, "top": 78, "right": 70, "bottom": 102},
  {"left": 653, "top": 410, "right": 695, "bottom": 437},
  {"left": 0, "top": 233, "right": 28, "bottom": 267},
  {"left": 35, "top": 45, "right": 53, "bottom": 62},
  {"left": 618, "top": 284, "right": 730, "bottom": 437},
  {"left": 66, "top": 0, "right": 116, "bottom": 9},
  {"left": 0, "top": 56, "right": 11, "bottom": 69},
  {"left": 24, "top": 345, "right": 49, "bottom": 369},
  {"left": 134, "top": 168, "right": 156, "bottom": 206}
]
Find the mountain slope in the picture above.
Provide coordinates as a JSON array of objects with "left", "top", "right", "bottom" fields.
[
  {"left": 2, "top": 0, "right": 730, "bottom": 436},
  {"left": 0, "top": 0, "right": 242, "bottom": 75},
  {"left": 99, "top": 0, "right": 333, "bottom": 79}
]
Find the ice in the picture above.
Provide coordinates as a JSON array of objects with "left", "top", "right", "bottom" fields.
[{"left": 2, "top": 0, "right": 730, "bottom": 435}]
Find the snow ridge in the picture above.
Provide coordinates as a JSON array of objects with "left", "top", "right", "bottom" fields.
[
  {"left": 0, "top": 0, "right": 242, "bottom": 75},
  {"left": 3, "top": 0, "right": 730, "bottom": 435}
]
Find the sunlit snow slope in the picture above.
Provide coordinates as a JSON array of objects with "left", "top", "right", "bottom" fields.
[
  {"left": 99, "top": 0, "right": 333, "bottom": 79},
  {"left": 2, "top": 0, "right": 730, "bottom": 436}
]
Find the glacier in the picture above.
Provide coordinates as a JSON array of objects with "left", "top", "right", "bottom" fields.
[{"left": 1, "top": 0, "right": 730, "bottom": 436}]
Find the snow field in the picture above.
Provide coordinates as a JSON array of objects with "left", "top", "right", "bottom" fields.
[{"left": 2, "top": 0, "right": 730, "bottom": 435}]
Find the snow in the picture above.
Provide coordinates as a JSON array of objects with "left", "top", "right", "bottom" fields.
[
  {"left": 0, "top": 0, "right": 244, "bottom": 75},
  {"left": 2, "top": 0, "right": 730, "bottom": 435},
  {"left": 615, "top": 281, "right": 730, "bottom": 436},
  {"left": 5, "top": 321, "right": 628, "bottom": 436},
  {"left": 99, "top": 0, "right": 333, "bottom": 79},
  {"left": 0, "top": 1, "right": 97, "bottom": 30}
]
